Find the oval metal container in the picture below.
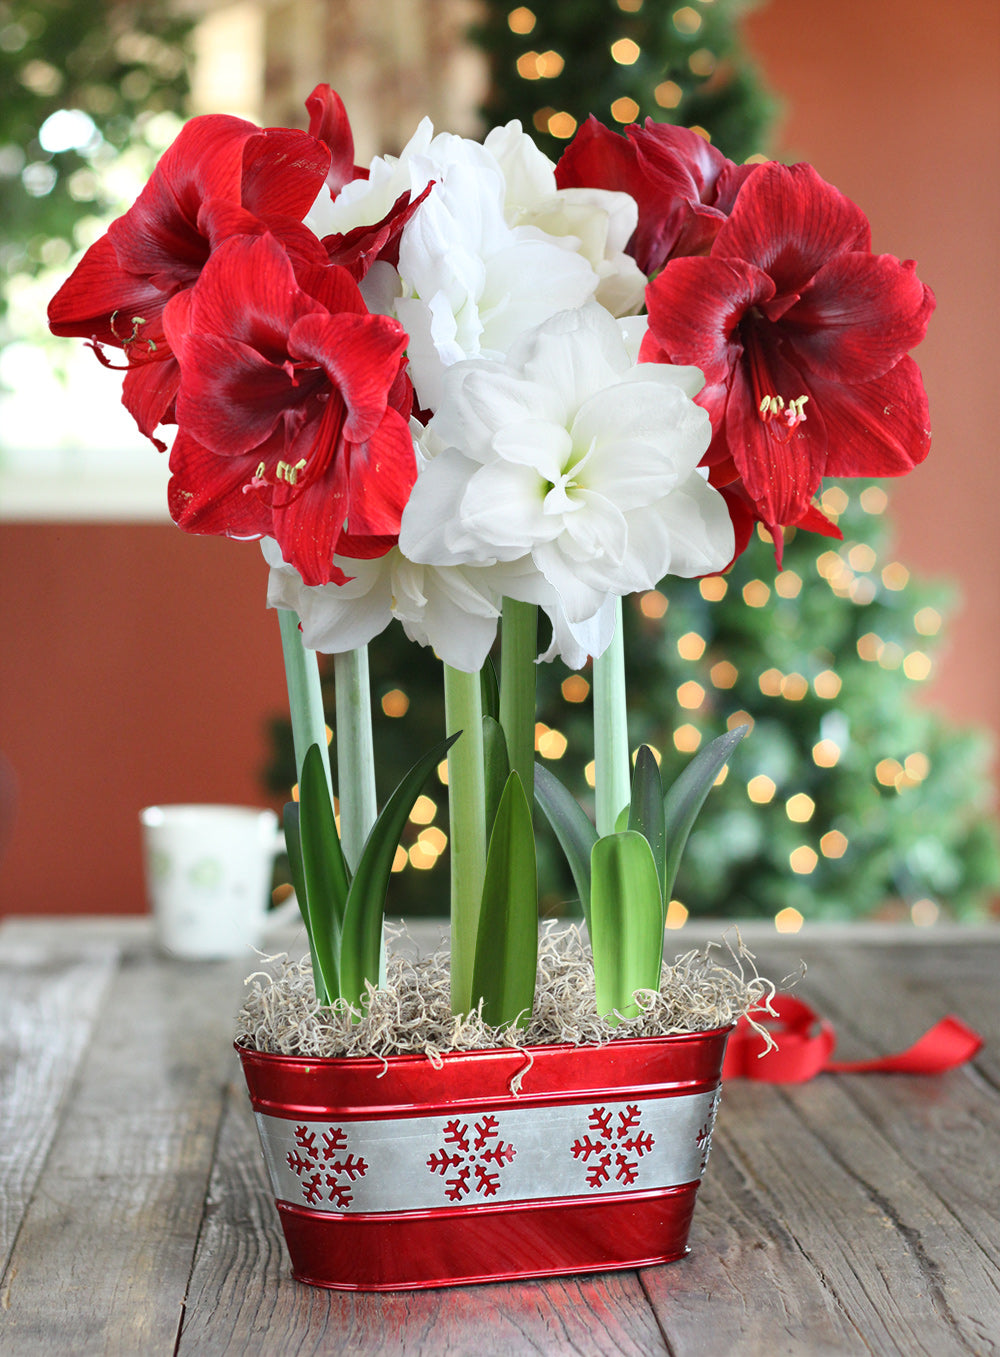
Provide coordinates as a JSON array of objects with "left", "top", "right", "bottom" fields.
[{"left": 237, "top": 1027, "right": 731, "bottom": 1290}]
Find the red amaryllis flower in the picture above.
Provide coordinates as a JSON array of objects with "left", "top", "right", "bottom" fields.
[
  {"left": 305, "top": 83, "right": 368, "bottom": 195},
  {"left": 641, "top": 162, "right": 935, "bottom": 553},
  {"left": 555, "top": 117, "right": 756, "bottom": 275},
  {"left": 47, "top": 115, "right": 331, "bottom": 445},
  {"left": 163, "top": 233, "right": 415, "bottom": 586}
]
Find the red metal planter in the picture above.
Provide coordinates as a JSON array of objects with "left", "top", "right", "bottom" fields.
[{"left": 237, "top": 1027, "right": 731, "bottom": 1290}]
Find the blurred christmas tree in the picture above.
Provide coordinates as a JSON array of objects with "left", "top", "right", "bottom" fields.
[
  {"left": 0, "top": 0, "right": 194, "bottom": 323},
  {"left": 468, "top": 0, "right": 776, "bottom": 163},
  {"left": 532, "top": 485, "right": 1000, "bottom": 923},
  {"left": 264, "top": 0, "right": 999, "bottom": 924}
]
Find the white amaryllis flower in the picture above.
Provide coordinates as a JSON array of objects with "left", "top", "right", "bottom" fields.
[
  {"left": 398, "top": 304, "right": 735, "bottom": 624},
  {"left": 312, "top": 119, "right": 640, "bottom": 412},
  {"left": 262, "top": 538, "right": 583, "bottom": 674}
]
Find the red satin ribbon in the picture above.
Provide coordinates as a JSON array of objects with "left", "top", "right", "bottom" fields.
[{"left": 722, "top": 993, "right": 984, "bottom": 1083}]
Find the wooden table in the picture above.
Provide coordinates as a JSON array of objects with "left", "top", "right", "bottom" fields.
[{"left": 1, "top": 916, "right": 997, "bottom": 1356}]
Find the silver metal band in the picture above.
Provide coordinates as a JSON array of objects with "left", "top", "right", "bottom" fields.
[{"left": 255, "top": 1087, "right": 721, "bottom": 1214}]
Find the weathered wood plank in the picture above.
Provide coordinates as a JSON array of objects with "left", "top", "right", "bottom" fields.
[
  {"left": 0, "top": 938, "right": 119, "bottom": 1274},
  {"left": 0, "top": 934, "right": 250, "bottom": 1356},
  {"left": 643, "top": 938, "right": 1000, "bottom": 1356},
  {"left": 177, "top": 1073, "right": 669, "bottom": 1355}
]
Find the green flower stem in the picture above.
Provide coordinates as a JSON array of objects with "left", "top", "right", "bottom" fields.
[
  {"left": 277, "top": 608, "right": 332, "bottom": 794},
  {"left": 333, "top": 647, "right": 378, "bottom": 873},
  {"left": 593, "top": 597, "right": 631, "bottom": 837},
  {"left": 499, "top": 598, "right": 537, "bottom": 796},
  {"left": 443, "top": 663, "right": 487, "bottom": 1015}
]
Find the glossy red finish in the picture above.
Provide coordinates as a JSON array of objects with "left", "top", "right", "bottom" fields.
[{"left": 237, "top": 1029, "right": 731, "bottom": 1290}]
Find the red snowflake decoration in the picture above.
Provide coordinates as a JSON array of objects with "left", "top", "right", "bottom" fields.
[
  {"left": 285, "top": 1123, "right": 368, "bottom": 1208},
  {"left": 571, "top": 1104, "right": 655, "bottom": 1189},
  {"left": 426, "top": 1115, "right": 517, "bottom": 1202}
]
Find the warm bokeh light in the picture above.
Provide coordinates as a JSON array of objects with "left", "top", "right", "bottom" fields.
[
  {"left": 847, "top": 543, "right": 877, "bottom": 572},
  {"left": 436, "top": 758, "right": 449, "bottom": 786},
  {"left": 710, "top": 660, "right": 738, "bottom": 689},
  {"left": 747, "top": 774, "right": 776, "bottom": 804},
  {"left": 677, "top": 631, "right": 706, "bottom": 660},
  {"left": 547, "top": 111, "right": 577, "bottom": 139},
  {"left": 813, "top": 669, "right": 842, "bottom": 699},
  {"left": 913, "top": 606, "right": 942, "bottom": 636},
  {"left": 673, "top": 723, "right": 702, "bottom": 752},
  {"left": 699, "top": 575, "right": 728, "bottom": 602},
  {"left": 775, "top": 570, "right": 802, "bottom": 599},
  {"left": 860, "top": 485, "right": 888, "bottom": 515},
  {"left": 391, "top": 845, "right": 408, "bottom": 873},
  {"left": 882, "top": 561, "right": 910, "bottom": 591},
  {"left": 789, "top": 846, "right": 818, "bottom": 875},
  {"left": 561, "top": 674, "right": 590, "bottom": 703},
  {"left": 812, "top": 739, "right": 841, "bottom": 768},
  {"left": 408, "top": 842, "right": 438, "bottom": 870},
  {"left": 665, "top": 899, "right": 689, "bottom": 929},
  {"left": 507, "top": 6, "right": 536, "bottom": 34},
  {"left": 381, "top": 688, "right": 410, "bottom": 717},
  {"left": 786, "top": 792, "right": 815, "bottom": 823},
  {"left": 688, "top": 47, "right": 716, "bottom": 76},
  {"left": 820, "top": 829, "right": 849, "bottom": 858},
  {"left": 418, "top": 826, "right": 448, "bottom": 855},
  {"left": 611, "top": 96, "right": 640, "bottom": 123},
  {"left": 911, "top": 898, "right": 939, "bottom": 927},
  {"left": 781, "top": 673, "right": 809, "bottom": 701},
  {"left": 774, "top": 906, "right": 805, "bottom": 932},
  {"left": 758, "top": 667, "right": 783, "bottom": 697},
  {"left": 654, "top": 80, "right": 682, "bottom": 108},
  {"left": 611, "top": 37, "right": 641, "bottom": 64},
  {"left": 903, "top": 650, "right": 932, "bottom": 681},
  {"left": 640, "top": 589, "right": 668, "bottom": 619},
  {"left": 537, "top": 728, "right": 568, "bottom": 759},
  {"left": 742, "top": 579, "right": 771, "bottom": 608},
  {"left": 409, "top": 794, "right": 437, "bottom": 825},
  {"left": 672, "top": 5, "right": 702, "bottom": 34},
  {"left": 584, "top": 759, "right": 596, "bottom": 788},
  {"left": 727, "top": 710, "right": 755, "bottom": 733},
  {"left": 677, "top": 680, "right": 705, "bottom": 709}
]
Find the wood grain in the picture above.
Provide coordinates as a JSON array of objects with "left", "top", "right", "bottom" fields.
[{"left": 2, "top": 919, "right": 998, "bottom": 1356}]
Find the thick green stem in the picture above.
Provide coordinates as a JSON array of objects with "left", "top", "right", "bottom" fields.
[
  {"left": 333, "top": 647, "right": 377, "bottom": 873},
  {"left": 443, "top": 663, "right": 487, "bottom": 1015},
  {"left": 277, "top": 609, "right": 332, "bottom": 793},
  {"left": 499, "top": 598, "right": 537, "bottom": 796},
  {"left": 593, "top": 597, "right": 631, "bottom": 837}
]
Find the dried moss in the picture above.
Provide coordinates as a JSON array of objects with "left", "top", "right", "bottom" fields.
[{"left": 235, "top": 925, "right": 775, "bottom": 1062}]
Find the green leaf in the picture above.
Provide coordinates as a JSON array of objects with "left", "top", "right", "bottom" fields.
[
  {"left": 298, "top": 742, "right": 350, "bottom": 1003},
  {"left": 663, "top": 724, "right": 750, "bottom": 904},
  {"left": 533, "top": 762, "right": 598, "bottom": 927},
  {"left": 628, "top": 746, "right": 666, "bottom": 911},
  {"left": 480, "top": 654, "right": 500, "bottom": 723},
  {"left": 482, "top": 714, "right": 511, "bottom": 837},
  {"left": 590, "top": 831, "right": 664, "bottom": 1026},
  {"left": 339, "top": 732, "right": 460, "bottom": 1010},
  {"left": 282, "top": 801, "right": 328, "bottom": 1000},
  {"left": 471, "top": 771, "right": 538, "bottom": 1028}
]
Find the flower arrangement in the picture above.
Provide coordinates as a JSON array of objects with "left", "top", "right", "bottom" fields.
[{"left": 48, "top": 88, "right": 933, "bottom": 1041}]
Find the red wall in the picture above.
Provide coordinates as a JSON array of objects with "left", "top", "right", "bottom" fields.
[
  {"left": 2, "top": 0, "right": 997, "bottom": 915},
  {"left": 0, "top": 526, "right": 288, "bottom": 913},
  {"left": 742, "top": 0, "right": 1000, "bottom": 763}
]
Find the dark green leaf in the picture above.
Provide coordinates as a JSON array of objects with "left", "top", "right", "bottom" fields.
[
  {"left": 339, "top": 732, "right": 460, "bottom": 1009},
  {"left": 482, "top": 714, "right": 511, "bottom": 837},
  {"left": 533, "top": 762, "right": 598, "bottom": 927},
  {"left": 282, "top": 801, "right": 328, "bottom": 1000},
  {"left": 480, "top": 655, "right": 500, "bottom": 723},
  {"left": 298, "top": 742, "right": 350, "bottom": 1003},
  {"left": 590, "top": 831, "right": 663, "bottom": 1026},
  {"left": 663, "top": 724, "right": 749, "bottom": 904},
  {"left": 472, "top": 771, "right": 538, "bottom": 1028},
  {"left": 628, "top": 746, "right": 666, "bottom": 911}
]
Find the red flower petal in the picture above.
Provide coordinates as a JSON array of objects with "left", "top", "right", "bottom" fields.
[
  {"left": 168, "top": 431, "right": 271, "bottom": 538},
  {"left": 305, "top": 84, "right": 367, "bottom": 193},
  {"left": 239, "top": 127, "right": 331, "bottom": 220},
  {"left": 289, "top": 310, "right": 410, "bottom": 444},
  {"left": 713, "top": 162, "right": 872, "bottom": 298},
  {"left": 785, "top": 254, "right": 935, "bottom": 384},
  {"left": 342, "top": 406, "right": 417, "bottom": 537},
  {"left": 643, "top": 255, "right": 772, "bottom": 385},
  {"left": 47, "top": 235, "right": 165, "bottom": 345},
  {"left": 819, "top": 357, "right": 931, "bottom": 478}
]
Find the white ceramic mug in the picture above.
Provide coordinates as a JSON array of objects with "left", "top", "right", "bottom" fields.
[{"left": 140, "top": 804, "right": 300, "bottom": 959}]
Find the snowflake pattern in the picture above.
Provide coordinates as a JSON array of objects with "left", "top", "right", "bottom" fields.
[
  {"left": 285, "top": 1124, "right": 368, "bottom": 1208},
  {"left": 570, "top": 1104, "right": 656, "bottom": 1190},
  {"left": 696, "top": 1090, "right": 721, "bottom": 1175},
  {"left": 425, "top": 1115, "right": 517, "bottom": 1202}
]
